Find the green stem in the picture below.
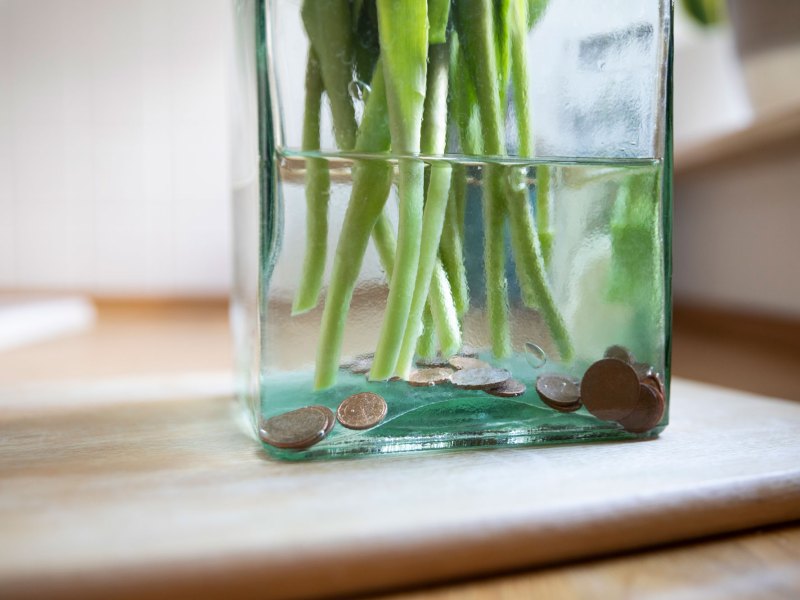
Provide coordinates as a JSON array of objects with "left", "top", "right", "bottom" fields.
[
  {"left": 494, "top": 0, "right": 513, "bottom": 109},
  {"left": 395, "top": 43, "right": 456, "bottom": 378},
  {"left": 454, "top": 0, "right": 512, "bottom": 357},
  {"left": 313, "top": 63, "right": 393, "bottom": 390},
  {"left": 375, "top": 210, "right": 461, "bottom": 362},
  {"left": 292, "top": 50, "right": 331, "bottom": 315},
  {"left": 457, "top": 0, "right": 573, "bottom": 360},
  {"left": 301, "top": 0, "right": 357, "bottom": 150},
  {"left": 428, "top": 262, "right": 461, "bottom": 357},
  {"left": 536, "top": 164, "right": 553, "bottom": 267},
  {"left": 372, "top": 211, "right": 397, "bottom": 278},
  {"left": 450, "top": 35, "right": 484, "bottom": 156},
  {"left": 510, "top": 0, "right": 531, "bottom": 157},
  {"left": 505, "top": 181, "right": 572, "bottom": 359},
  {"left": 369, "top": 0, "right": 429, "bottom": 380},
  {"left": 428, "top": 0, "right": 451, "bottom": 44},
  {"left": 374, "top": 209, "right": 440, "bottom": 361},
  {"left": 484, "top": 165, "right": 512, "bottom": 357},
  {"left": 396, "top": 164, "right": 453, "bottom": 375},
  {"left": 370, "top": 160, "right": 425, "bottom": 378},
  {"left": 416, "top": 309, "right": 437, "bottom": 358},
  {"left": 439, "top": 169, "right": 469, "bottom": 316},
  {"left": 456, "top": 167, "right": 467, "bottom": 242},
  {"left": 506, "top": 0, "right": 571, "bottom": 359},
  {"left": 434, "top": 38, "right": 473, "bottom": 319}
]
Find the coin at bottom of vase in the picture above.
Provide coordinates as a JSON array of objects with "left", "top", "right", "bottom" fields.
[
  {"left": 486, "top": 378, "right": 527, "bottom": 398},
  {"left": 580, "top": 358, "right": 641, "bottom": 422},
  {"left": 617, "top": 383, "right": 665, "bottom": 434},
  {"left": 337, "top": 392, "right": 388, "bottom": 430},
  {"left": 451, "top": 367, "right": 511, "bottom": 390},
  {"left": 408, "top": 367, "right": 454, "bottom": 387},
  {"left": 259, "top": 405, "right": 334, "bottom": 449},
  {"left": 536, "top": 374, "right": 581, "bottom": 409},
  {"left": 448, "top": 356, "right": 492, "bottom": 371}
]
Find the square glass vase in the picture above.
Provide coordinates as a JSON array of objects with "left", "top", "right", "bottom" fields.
[{"left": 231, "top": 0, "right": 673, "bottom": 460}]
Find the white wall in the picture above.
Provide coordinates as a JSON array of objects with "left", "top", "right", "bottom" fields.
[
  {"left": 0, "top": 0, "right": 232, "bottom": 296},
  {"left": 674, "top": 146, "right": 800, "bottom": 317}
]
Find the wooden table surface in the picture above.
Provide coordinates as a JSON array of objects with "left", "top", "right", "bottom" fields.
[{"left": 1, "top": 300, "right": 799, "bottom": 600}]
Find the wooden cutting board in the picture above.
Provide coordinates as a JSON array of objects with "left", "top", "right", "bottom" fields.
[{"left": 1, "top": 378, "right": 799, "bottom": 599}]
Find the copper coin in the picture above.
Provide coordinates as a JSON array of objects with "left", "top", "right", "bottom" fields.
[
  {"left": 545, "top": 397, "right": 582, "bottom": 413},
  {"left": 259, "top": 405, "right": 334, "bottom": 449},
  {"left": 642, "top": 372, "right": 664, "bottom": 396},
  {"left": 536, "top": 375, "right": 582, "bottom": 412},
  {"left": 408, "top": 367, "right": 454, "bottom": 387},
  {"left": 580, "top": 358, "right": 641, "bottom": 422},
  {"left": 633, "top": 361, "right": 654, "bottom": 379},
  {"left": 451, "top": 367, "right": 511, "bottom": 390},
  {"left": 336, "top": 392, "right": 387, "bottom": 430},
  {"left": 604, "top": 345, "right": 635, "bottom": 364},
  {"left": 415, "top": 355, "right": 451, "bottom": 368},
  {"left": 487, "top": 378, "right": 527, "bottom": 398},
  {"left": 449, "top": 356, "right": 491, "bottom": 371},
  {"left": 618, "top": 383, "right": 666, "bottom": 433}
]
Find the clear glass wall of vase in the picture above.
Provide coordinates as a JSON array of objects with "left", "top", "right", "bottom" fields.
[{"left": 231, "top": 0, "right": 673, "bottom": 460}]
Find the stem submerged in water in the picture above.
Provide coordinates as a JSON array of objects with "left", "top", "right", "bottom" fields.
[
  {"left": 454, "top": 0, "right": 512, "bottom": 357},
  {"left": 313, "top": 64, "right": 392, "bottom": 390},
  {"left": 439, "top": 168, "right": 469, "bottom": 317},
  {"left": 292, "top": 51, "right": 330, "bottom": 315},
  {"left": 395, "top": 42, "right": 457, "bottom": 378},
  {"left": 369, "top": 0, "right": 429, "bottom": 380},
  {"left": 456, "top": 0, "right": 573, "bottom": 360},
  {"left": 306, "top": 0, "right": 570, "bottom": 389}
]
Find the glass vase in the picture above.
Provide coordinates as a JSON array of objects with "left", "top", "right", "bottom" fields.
[{"left": 231, "top": 0, "right": 673, "bottom": 460}]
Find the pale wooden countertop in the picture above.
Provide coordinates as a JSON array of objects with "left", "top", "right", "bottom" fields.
[{"left": 1, "top": 300, "right": 799, "bottom": 599}]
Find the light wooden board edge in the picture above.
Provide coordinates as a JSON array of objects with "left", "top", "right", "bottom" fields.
[{"left": 3, "top": 472, "right": 798, "bottom": 600}]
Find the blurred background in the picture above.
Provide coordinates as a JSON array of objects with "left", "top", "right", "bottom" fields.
[{"left": 0, "top": 0, "right": 798, "bottom": 399}]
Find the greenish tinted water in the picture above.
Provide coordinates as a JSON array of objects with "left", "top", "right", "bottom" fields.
[{"left": 259, "top": 154, "right": 668, "bottom": 460}]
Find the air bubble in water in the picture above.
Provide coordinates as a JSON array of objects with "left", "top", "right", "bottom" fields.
[
  {"left": 525, "top": 342, "right": 547, "bottom": 369},
  {"left": 506, "top": 167, "right": 527, "bottom": 193},
  {"left": 348, "top": 80, "right": 371, "bottom": 102}
]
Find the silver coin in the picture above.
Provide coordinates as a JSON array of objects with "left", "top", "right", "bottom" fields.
[
  {"left": 633, "top": 361, "right": 654, "bottom": 379},
  {"left": 408, "top": 367, "right": 454, "bottom": 387},
  {"left": 259, "top": 405, "right": 334, "bottom": 449},
  {"left": 415, "top": 355, "right": 452, "bottom": 368},
  {"left": 487, "top": 378, "right": 527, "bottom": 398},
  {"left": 340, "top": 352, "right": 373, "bottom": 370},
  {"left": 449, "top": 356, "right": 492, "bottom": 371},
  {"left": 349, "top": 356, "right": 374, "bottom": 374},
  {"left": 451, "top": 367, "right": 511, "bottom": 390},
  {"left": 456, "top": 345, "right": 480, "bottom": 358}
]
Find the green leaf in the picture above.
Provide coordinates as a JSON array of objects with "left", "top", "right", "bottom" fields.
[
  {"left": 682, "top": 0, "right": 726, "bottom": 27},
  {"left": 428, "top": 0, "right": 451, "bottom": 44},
  {"left": 527, "top": 0, "right": 549, "bottom": 29}
]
